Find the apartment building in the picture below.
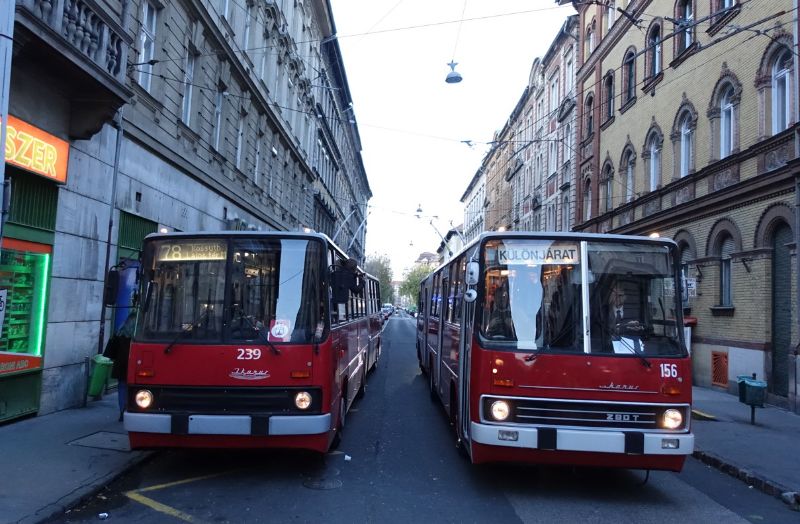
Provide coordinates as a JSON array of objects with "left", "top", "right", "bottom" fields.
[
  {"left": 1, "top": 0, "right": 370, "bottom": 421},
  {"left": 569, "top": 0, "right": 798, "bottom": 410}
]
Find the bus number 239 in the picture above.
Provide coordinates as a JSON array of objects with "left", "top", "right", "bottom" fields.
[{"left": 237, "top": 348, "right": 262, "bottom": 360}]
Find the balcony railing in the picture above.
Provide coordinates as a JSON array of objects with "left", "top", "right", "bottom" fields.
[{"left": 16, "top": 0, "right": 130, "bottom": 82}]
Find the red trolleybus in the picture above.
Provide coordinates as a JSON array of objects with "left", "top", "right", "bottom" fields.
[
  {"left": 123, "top": 231, "right": 381, "bottom": 452},
  {"left": 418, "top": 232, "right": 694, "bottom": 471}
]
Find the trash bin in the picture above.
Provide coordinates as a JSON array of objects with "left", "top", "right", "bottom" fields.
[
  {"left": 737, "top": 375, "right": 767, "bottom": 407},
  {"left": 88, "top": 354, "right": 113, "bottom": 397}
]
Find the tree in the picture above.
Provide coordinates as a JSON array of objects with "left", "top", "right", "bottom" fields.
[
  {"left": 400, "top": 264, "right": 433, "bottom": 305},
  {"left": 365, "top": 255, "right": 394, "bottom": 305}
]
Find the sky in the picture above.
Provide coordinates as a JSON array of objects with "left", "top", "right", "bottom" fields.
[{"left": 329, "top": 0, "right": 576, "bottom": 278}]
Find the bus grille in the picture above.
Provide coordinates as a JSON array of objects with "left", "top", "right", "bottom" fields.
[
  {"left": 482, "top": 397, "right": 688, "bottom": 431},
  {"left": 131, "top": 387, "right": 322, "bottom": 414}
]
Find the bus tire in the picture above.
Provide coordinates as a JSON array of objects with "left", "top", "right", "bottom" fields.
[
  {"left": 330, "top": 394, "right": 346, "bottom": 450},
  {"left": 429, "top": 358, "right": 437, "bottom": 401},
  {"left": 356, "top": 367, "right": 366, "bottom": 399}
]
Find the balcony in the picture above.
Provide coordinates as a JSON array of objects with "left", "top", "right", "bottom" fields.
[{"left": 15, "top": 0, "right": 133, "bottom": 138}]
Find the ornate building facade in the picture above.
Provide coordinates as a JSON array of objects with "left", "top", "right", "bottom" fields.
[
  {"left": 569, "top": 0, "right": 799, "bottom": 410},
  {"left": 1, "top": 0, "right": 370, "bottom": 421}
]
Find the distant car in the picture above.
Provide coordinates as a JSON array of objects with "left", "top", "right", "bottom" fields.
[{"left": 381, "top": 306, "right": 393, "bottom": 320}]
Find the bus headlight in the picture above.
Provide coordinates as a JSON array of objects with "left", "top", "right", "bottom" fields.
[
  {"left": 294, "top": 391, "right": 312, "bottom": 410},
  {"left": 662, "top": 409, "right": 683, "bottom": 429},
  {"left": 135, "top": 389, "right": 154, "bottom": 409},
  {"left": 490, "top": 400, "right": 510, "bottom": 421}
]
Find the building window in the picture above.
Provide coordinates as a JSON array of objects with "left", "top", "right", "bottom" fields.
[
  {"left": 181, "top": 53, "right": 195, "bottom": 125},
  {"left": 680, "top": 115, "right": 693, "bottom": 178},
  {"left": 676, "top": 0, "right": 694, "bottom": 55},
  {"left": 214, "top": 86, "right": 225, "bottom": 151},
  {"left": 550, "top": 76, "right": 560, "bottom": 112},
  {"left": 648, "top": 135, "right": 661, "bottom": 191},
  {"left": 137, "top": 1, "right": 157, "bottom": 91},
  {"left": 719, "top": 235, "right": 735, "bottom": 306},
  {"left": 603, "top": 164, "right": 614, "bottom": 213},
  {"left": 562, "top": 195, "right": 569, "bottom": 231},
  {"left": 772, "top": 50, "right": 792, "bottom": 134},
  {"left": 648, "top": 25, "right": 662, "bottom": 77},
  {"left": 243, "top": 4, "right": 252, "bottom": 50},
  {"left": 603, "top": 73, "right": 615, "bottom": 120},
  {"left": 586, "top": 24, "right": 596, "bottom": 56},
  {"left": 720, "top": 86, "right": 734, "bottom": 158},
  {"left": 254, "top": 137, "right": 261, "bottom": 186},
  {"left": 585, "top": 94, "right": 594, "bottom": 137},
  {"left": 623, "top": 151, "right": 635, "bottom": 202},
  {"left": 605, "top": 1, "right": 616, "bottom": 32},
  {"left": 623, "top": 50, "right": 636, "bottom": 103},
  {"left": 235, "top": 112, "right": 245, "bottom": 170},
  {"left": 565, "top": 56, "right": 574, "bottom": 94},
  {"left": 583, "top": 179, "right": 592, "bottom": 221}
]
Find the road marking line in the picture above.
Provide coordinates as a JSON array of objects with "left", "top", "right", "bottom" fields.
[
  {"left": 134, "top": 471, "right": 233, "bottom": 493},
  {"left": 125, "top": 491, "right": 199, "bottom": 522},
  {"left": 691, "top": 409, "right": 717, "bottom": 420}
]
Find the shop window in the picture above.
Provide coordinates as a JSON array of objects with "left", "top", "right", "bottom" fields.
[{"left": 0, "top": 243, "right": 51, "bottom": 357}]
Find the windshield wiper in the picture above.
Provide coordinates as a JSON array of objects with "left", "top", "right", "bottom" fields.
[
  {"left": 231, "top": 307, "right": 281, "bottom": 355},
  {"left": 164, "top": 309, "right": 210, "bottom": 354}
]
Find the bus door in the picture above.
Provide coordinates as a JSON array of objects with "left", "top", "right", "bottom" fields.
[
  {"left": 427, "top": 272, "right": 443, "bottom": 392},
  {"left": 458, "top": 250, "right": 478, "bottom": 445}
]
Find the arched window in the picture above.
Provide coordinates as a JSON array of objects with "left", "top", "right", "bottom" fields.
[
  {"left": 583, "top": 179, "right": 592, "bottom": 221},
  {"left": 648, "top": 134, "right": 661, "bottom": 191},
  {"left": 586, "top": 25, "right": 596, "bottom": 56},
  {"left": 604, "top": 72, "right": 615, "bottom": 120},
  {"left": 679, "top": 113, "right": 693, "bottom": 177},
  {"left": 602, "top": 163, "right": 614, "bottom": 212},
  {"left": 562, "top": 195, "right": 570, "bottom": 231},
  {"left": 585, "top": 94, "right": 595, "bottom": 137},
  {"left": 623, "top": 50, "right": 636, "bottom": 103},
  {"left": 772, "top": 50, "right": 792, "bottom": 134},
  {"left": 718, "top": 235, "right": 735, "bottom": 306},
  {"left": 605, "top": 1, "right": 617, "bottom": 32},
  {"left": 648, "top": 25, "right": 662, "bottom": 77},
  {"left": 623, "top": 150, "right": 635, "bottom": 202},
  {"left": 676, "top": 0, "right": 694, "bottom": 54},
  {"left": 720, "top": 85, "right": 734, "bottom": 158}
]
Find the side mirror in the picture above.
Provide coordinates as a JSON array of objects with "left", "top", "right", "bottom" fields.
[
  {"left": 465, "top": 261, "right": 479, "bottom": 286},
  {"left": 103, "top": 268, "right": 120, "bottom": 306},
  {"left": 464, "top": 289, "right": 477, "bottom": 303}
]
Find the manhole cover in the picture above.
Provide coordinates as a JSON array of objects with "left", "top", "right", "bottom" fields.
[
  {"left": 68, "top": 431, "right": 130, "bottom": 452},
  {"left": 302, "top": 477, "right": 342, "bottom": 490}
]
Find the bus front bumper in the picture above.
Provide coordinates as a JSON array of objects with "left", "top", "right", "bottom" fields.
[
  {"left": 125, "top": 412, "right": 331, "bottom": 436},
  {"left": 470, "top": 422, "right": 694, "bottom": 455}
]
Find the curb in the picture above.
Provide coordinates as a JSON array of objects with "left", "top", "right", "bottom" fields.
[{"left": 692, "top": 449, "right": 800, "bottom": 511}]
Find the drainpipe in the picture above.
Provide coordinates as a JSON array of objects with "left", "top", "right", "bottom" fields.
[
  {"left": 0, "top": 0, "right": 15, "bottom": 247},
  {"left": 97, "top": 109, "right": 124, "bottom": 356}
]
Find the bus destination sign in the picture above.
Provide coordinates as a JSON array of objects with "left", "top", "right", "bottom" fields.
[
  {"left": 156, "top": 240, "right": 227, "bottom": 262},
  {"left": 497, "top": 244, "right": 579, "bottom": 265}
]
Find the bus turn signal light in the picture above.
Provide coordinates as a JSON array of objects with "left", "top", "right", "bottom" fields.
[
  {"left": 661, "top": 385, "right": 681, "bottom": 395},
  {"left": 136, "top": 370, "right": 155, "bottom": 377},
  {"left": 493, "top": 378, "right": 514, "bottom": 387},
  {"left": 291, "top": 371, "right": 311, "bottom": 378}
]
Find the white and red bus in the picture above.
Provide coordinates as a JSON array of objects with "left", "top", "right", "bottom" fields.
[
  {"left": 417, "top": 232, "right": 694, "bottom": 471},
  {"left": 123, "top": 231, "right": 381, "bottom": 452}
]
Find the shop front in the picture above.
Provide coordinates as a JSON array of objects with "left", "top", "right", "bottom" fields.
[{"left": 0, "top": 115, "right": 66, "bottom": 422}]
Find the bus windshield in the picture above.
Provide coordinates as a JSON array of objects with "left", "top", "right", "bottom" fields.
[
  {"left": 480, "top": 238, "right": 685, "bottom": 357},
  {"left": 138, "top": 237, "right": 326, "bottom": 344}
]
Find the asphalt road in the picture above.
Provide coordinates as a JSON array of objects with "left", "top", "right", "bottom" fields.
[{"left": 48, "top": 313, "right": 794, "bottom": 523}]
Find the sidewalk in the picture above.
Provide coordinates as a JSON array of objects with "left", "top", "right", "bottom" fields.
[{"left": 0, "top": 386, "right": 798, "bottom": 524}]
